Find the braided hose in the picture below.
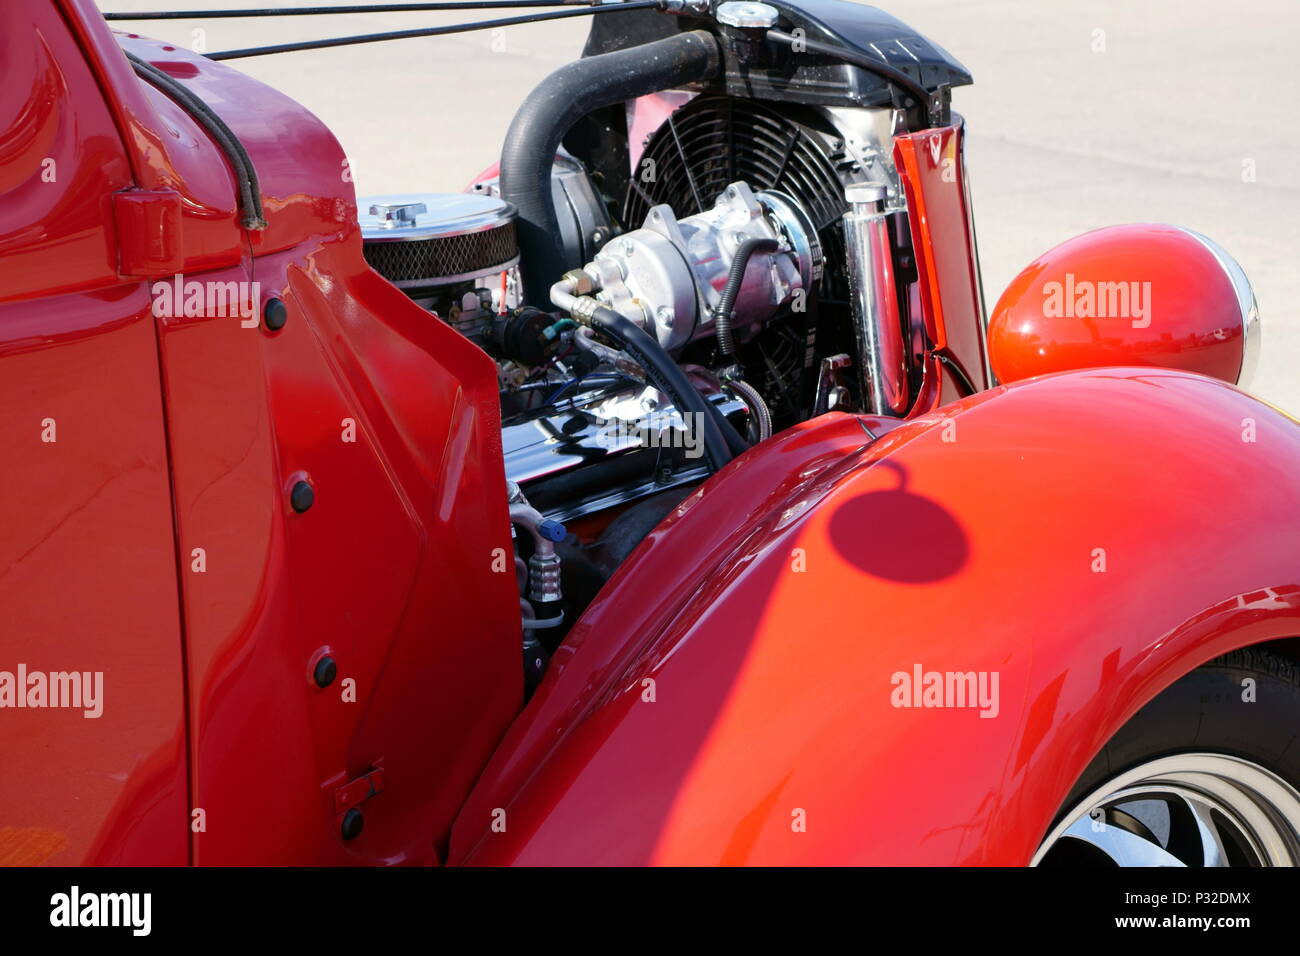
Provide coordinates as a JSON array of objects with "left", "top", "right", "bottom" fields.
[{"left": 724, "top": 377, "right": 772, "bottom": 442}]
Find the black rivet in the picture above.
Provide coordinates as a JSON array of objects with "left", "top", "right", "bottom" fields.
[
  {"left": 263, "top": 297, "right": 288, "bottom": 331},
  {"left": 341, "top": 808, "right": 364, "bottom": 841},
  {"left": 290, "top": 480, "right": 314, "bottom": 513},
  {"left": 313, "top": 655, "right": 337, "bottom": 688}
]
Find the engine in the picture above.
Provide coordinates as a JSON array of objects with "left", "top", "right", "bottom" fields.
[{"left": 355, "top": 8, "right": 961, "bottom": 681}]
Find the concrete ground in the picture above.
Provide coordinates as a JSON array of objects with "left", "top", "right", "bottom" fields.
[{"left": 99, "top": 0, "right": 1299, "bottom": 413}]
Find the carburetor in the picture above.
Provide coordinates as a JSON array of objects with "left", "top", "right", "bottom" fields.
[{"left": 581, "top": 181, "right": 822, "bottom": 351}]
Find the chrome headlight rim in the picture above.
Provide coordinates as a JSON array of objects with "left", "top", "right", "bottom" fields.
[{"left": 1180, "top": 227, "right": 1262, "bottom": 390}]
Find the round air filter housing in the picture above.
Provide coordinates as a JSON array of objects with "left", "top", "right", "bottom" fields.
[{"left": 359, "top": 193, "right": 519, "bottom": 291}]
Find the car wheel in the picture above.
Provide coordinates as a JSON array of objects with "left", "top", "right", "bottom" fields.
[{"left": 1033, "top": 646, "right": 1300, "bottom": 866}]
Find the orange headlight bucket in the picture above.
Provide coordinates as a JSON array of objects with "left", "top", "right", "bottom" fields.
[{"left": 987, "top": 224, "right": 1259, "bottom": 387}]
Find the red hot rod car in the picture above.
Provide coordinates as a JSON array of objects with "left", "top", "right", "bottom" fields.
[{"left": 2, "top": 0, "right": 1297, "bottom": 868}]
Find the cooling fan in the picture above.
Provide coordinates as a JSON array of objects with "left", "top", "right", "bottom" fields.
[{"left": 623, "top": 94, "right": 857, "bottom": 420}]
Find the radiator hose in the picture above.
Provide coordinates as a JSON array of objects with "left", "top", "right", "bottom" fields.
[{"left": 500, "top": 30, "right": 722, "bottom": 305}]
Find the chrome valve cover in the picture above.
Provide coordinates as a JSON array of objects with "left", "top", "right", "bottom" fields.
[{"left": 502, "top": 376, "right": 748, "bottom": 523}]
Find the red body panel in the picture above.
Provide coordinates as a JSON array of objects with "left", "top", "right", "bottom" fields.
[
  {"left": 1, "top": 2, "right": 189, "bottom": 866},
  {"left": 0, "top": 285, "right": 190, "bottom": 866},
  {"left": 894, "top": 122, "right": 989, "bottom": 395},
  {"left": 157, "top": 237, "right": 521, "bottom": 865},
  {"left": 0, "top": 1, "right": 134, "bottom": 300},
  {"left": 2, "top": 1, "right": 522, "bottom": 864},
  {"left": 125, "top": 39, "right": 523, "bottom": 865},
  {"left": 450, "top": 369, "right": 1300, "bottom": 865}
]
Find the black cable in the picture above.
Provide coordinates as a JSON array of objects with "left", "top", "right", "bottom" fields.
[
  {"left": 766, "top": 29, "right": 941, "bottom": 125},
  {"left": 104, "top": 2, "right": 591, "bottom": 19},
  {"left": 713, "top": 400, "right": 751, "bottom": 458},
  {"left": 586, "top": 304, "right": 734, "bottom": 473},
  {"left": 714, "top": 236, "right": 777, "bottom": 361},
  {"left": 934, "top": 351, "right": 978, "bottom": 396},
  {"left": 204, "top": 1, "right": 660, "bottom": 60},
  {"left": 124, "top": 51, "right": 267, "bottom": 230}
]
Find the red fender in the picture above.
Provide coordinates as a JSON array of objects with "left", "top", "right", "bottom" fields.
[{"left": 449, "top": 367, "right": 1300, "bottom": 865}]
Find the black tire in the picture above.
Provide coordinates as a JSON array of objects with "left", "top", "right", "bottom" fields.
[
  {"left": 1069, "top": 647, "right": 1300, "bottom": 800},
  {"left": 1037, "top": 646, "right": 1300, "bottom": 866}
]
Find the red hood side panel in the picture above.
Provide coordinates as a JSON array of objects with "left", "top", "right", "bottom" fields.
[{"left": 55, "top": 4, "right": 524, "bottom": 863}]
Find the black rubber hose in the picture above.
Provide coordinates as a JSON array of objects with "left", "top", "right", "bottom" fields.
[
  {"left": 934, "top": 351, "right": 978, "bottom": 397},
  {"left": 588, "top": 304, "right": 733, "bottom": 472},
  {"left": 713, "top": 400, "right": 751, "bottom": 459},
  {"left": 125, "top": 52, "right": 267, "bottom": 230},
  {"left": 714, "top": 236, "right": 778, "bottom": 360},
  {"left": 500, "top": 30, "right": 721, "bottom": 306}
]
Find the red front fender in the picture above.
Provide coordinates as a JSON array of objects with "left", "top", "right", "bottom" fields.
[{"left": 450, "top": 368, "right": 1300, "bottom": 865}]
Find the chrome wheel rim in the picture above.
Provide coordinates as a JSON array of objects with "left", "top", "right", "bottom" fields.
[{"left": 1033, "top": 753, "right": 1300, "bottom": 867}]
